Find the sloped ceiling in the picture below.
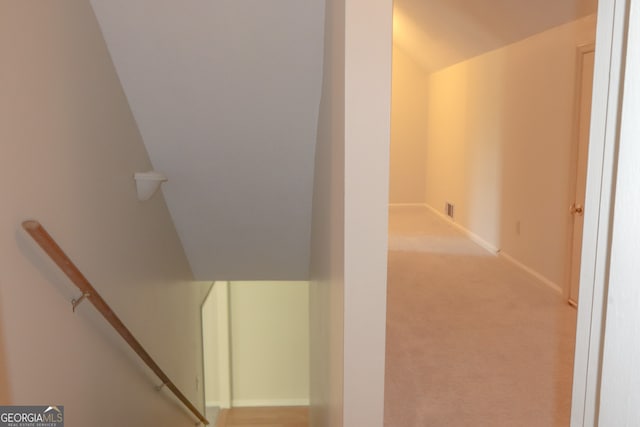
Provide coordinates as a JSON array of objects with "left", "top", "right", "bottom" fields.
[
  {"left": 90, "top": 0, "right": 325, "bottom": 280},
  {"left": 394, "top": 0, "right": 598, "bottom": 72},
  {"left": 89, "top": 0, "right": 597, "bottom": 281}
]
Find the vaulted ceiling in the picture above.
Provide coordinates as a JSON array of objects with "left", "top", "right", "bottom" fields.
[
  {"left": 394, "top": 0, "right": 598, "bottom": 71},
  {"left": 89, "top": 0, "right": 597, "bottom": 280}
]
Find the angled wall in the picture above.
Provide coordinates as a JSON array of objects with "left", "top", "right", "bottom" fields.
[
  {"left": 90, "top": 0, "right": 326, "bottom": 281},
  {"left": 0, "top": 2, "right": 208, "bottom": 425}
]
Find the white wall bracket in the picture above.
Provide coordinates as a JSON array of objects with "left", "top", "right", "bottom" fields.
[{"left": 134, "top": 171, "right": 167, "bottom": 201}]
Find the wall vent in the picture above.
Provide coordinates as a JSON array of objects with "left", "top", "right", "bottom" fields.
[{"left": 445, "top": 202, "right": 455, "bottom": 219}]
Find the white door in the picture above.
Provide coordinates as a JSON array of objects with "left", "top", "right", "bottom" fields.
[{"left": 568, "top": 46, "right": 595, "bottom": 306}]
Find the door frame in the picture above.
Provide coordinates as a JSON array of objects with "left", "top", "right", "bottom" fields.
[
  {"left": 570, "top": 0, "right": 630, "bottom": 425},
  {"left": 566, "top": 41, "right": 595, "bottom": 305}
]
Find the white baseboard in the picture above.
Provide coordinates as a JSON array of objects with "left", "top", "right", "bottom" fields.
[
  {"left": 389, "top": 202, "right": 429, "bottom": 209},
  {"left": 391, "top": 203, "right": 563, "bottom": 295},
  {"left": 422, "top": 204, "right": 500, "bottom": 255},
  {"left": 206, "top": 400, "right": 228, "bottom": 409},
  {"left": 499, "top": 251, "right": 563, "bottom": 295},
  {"left": 231, "top": 398, "right": 310, "bottom": 408}
]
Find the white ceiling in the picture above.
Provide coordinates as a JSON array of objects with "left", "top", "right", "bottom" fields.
[
  {"left": 394, "top": 0, "right": 598, "bottom": 71},
  {"left": 89, "top": 0, "right": 597, "bottom": 281}
]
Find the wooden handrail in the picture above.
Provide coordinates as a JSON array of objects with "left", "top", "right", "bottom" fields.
[{"left": 22, "top": 220, "right": 209, "bottom": 426}]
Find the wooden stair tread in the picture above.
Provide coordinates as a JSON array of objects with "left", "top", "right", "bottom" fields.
[{"left": 217, "top": 407, "right": 309, "bottom": 427}]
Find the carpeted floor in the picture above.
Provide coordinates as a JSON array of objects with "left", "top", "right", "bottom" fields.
[{"left": 384, "top": 206, "right": 576, "bottom": 427}]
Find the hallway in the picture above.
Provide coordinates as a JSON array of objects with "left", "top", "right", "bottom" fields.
[{"left": 384, "top": 206, "right": 576, "bottom": 426}]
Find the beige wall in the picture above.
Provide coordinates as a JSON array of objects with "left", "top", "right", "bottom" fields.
[
  {"left": 203, "top": 282, "right": 309, "bottom": 408},
  {"left": 424, "top": 15, "right": 596, "bottom": 287},
  {"left": 309, "top": 0, "right": 392, "bottom": 426},
  {"left": 229, "top": 282, "right": 309, "bottom": 406},
  {"left": 390, "top": 46, "right": 429, "bottom": 204},
  {"left": 0, "top": 2, "right": 208, "bottom": 425}
]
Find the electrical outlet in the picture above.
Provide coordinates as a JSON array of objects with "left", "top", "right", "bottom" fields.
[
  {"left": 196, "top": 376, "right": 199, "bottom": 391},
  {"left": 516, "top": 220, "right": 521, "bottom": 236}
]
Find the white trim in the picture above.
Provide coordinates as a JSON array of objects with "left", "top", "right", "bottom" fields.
[
  {"left": 216, "top": 281, "right": 232, "bottom": 409},
  {"left": 571, "top": 0, "right": 628, "bottom": 425},
  {"left": 499, "top": 251, "right": 563, "bottom": 295},
  {"left": 206, "top": 401, "right": 226, "bottom": 409},
  {"left": 200, "top": 282, "right": 216, "bottom": 412},
  {"left": 392, "top": 203, "right": 563, "bottom": 295},
  {"left": 231, "top": 398, "right": 310, "bottom": 407},
  {"left": 422, "top": 204, "right": 500, "bottom": 255},
  {"left": 564, "top": 42, "right": 596, "bottom": 301},
  {"left": 388, "top": 202, "right": 429, "bottom": 209},
  {"left": 592, "top": 0, "right": 640, "bottom": 423}
]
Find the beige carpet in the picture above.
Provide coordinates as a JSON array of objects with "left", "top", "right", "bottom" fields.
[{"left": 384, "top": 206, "right": 576, "bottom": 427}]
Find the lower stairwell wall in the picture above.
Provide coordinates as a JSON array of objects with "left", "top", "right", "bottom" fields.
[{"left": 203, "top": 281, "right": 310, "bottom": 409}]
